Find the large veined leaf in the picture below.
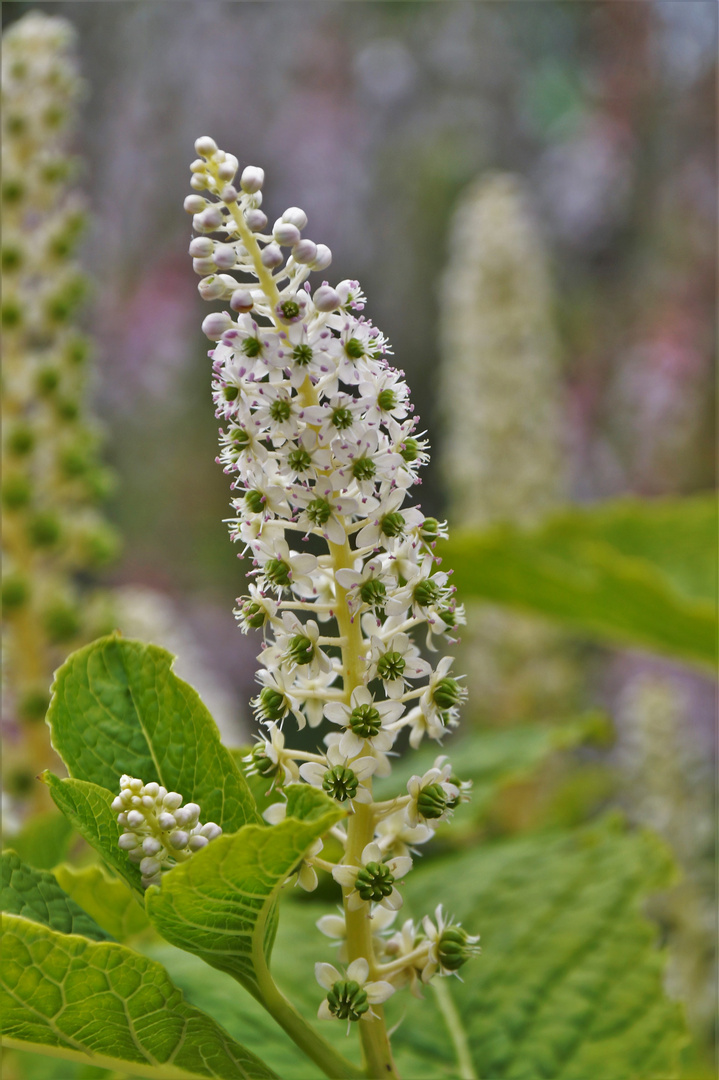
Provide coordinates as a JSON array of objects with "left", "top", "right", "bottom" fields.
[
  {"left": 42, "top": 772, "right": 144, "bottom": 895},
  {"left": 1, "top": 851, "right": 110, "bottom": 943},
  {"left": 145, "top": 785, "right": 344, "bottom": 998},
  {"left": 53, "top": 862, "right": 150, "bottom": 942},
  {"left": 146, "top": 785, "right": 361, "bottom": 1080},
  {"left": 443, "top": 495, "right": 717, "bottom": 668},
  {"left": 1, "top": 915, "right": 277, "bottom": 1080},
  {"left": 152, "top": 820, "right": 688, "bottom": 1080},
  {"left": 391, "top": 819, "right": 688, "bottom": 1079},
  {"left": 374, "top": 713, "right": 609, "bottom": 836},
  {"left": 47, "top": 635, "right": 259, "bottom": 832}
]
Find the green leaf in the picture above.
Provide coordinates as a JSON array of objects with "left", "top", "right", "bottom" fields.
[
  {"left": 150, "top": 823, "right": 690, "bottom": 1080},
  {"left": 1, "top": 851, "right": 110, "bottom": 942},
  {"left": 375, "top": 713, "right": 609, "bottom": 832},
  {"left": 42, "top": 772, "right": 143, "bottom": 895},
  {"left": 47, "top": 634, "right": 259, "bottom": 832},
  {"left": 53, "top": 863, "right": 150, "bottom": 942},
  {"left": 443, "top": 495, "right": 717, "bottom": 668},
  {"left": 145, "top": 785, "right": 344, "bottom": 998},
  {"left": 1, "top": 914, "right": 277, "bottom": 1080},
  {"left": 388, "top": 819, "right": 689, "bottom": 1079},
  {"left": 8, "top": 811, "right": 73, "bottom": 871}
]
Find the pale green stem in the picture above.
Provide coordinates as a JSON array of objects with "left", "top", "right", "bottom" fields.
[
  {"left": 431, "top": 979, "right": 478, "bottom": 1080},
  {"left": 209, "top": 160, "right": 399, "bottom": 1080},
  {"left": 329, "top": 536, "right": 401, "bottom": 1080}
]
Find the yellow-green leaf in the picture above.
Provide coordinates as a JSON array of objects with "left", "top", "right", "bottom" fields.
[
  {"left": 47, "top": 635, "right": 259, "bottom": 832},
  {"left": 1, "top": 914, "right": 277, "bottom": 1080}
]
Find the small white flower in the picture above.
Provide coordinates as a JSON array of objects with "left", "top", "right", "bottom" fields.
[
  {"left": 406, "top": 759, "right": 459, "bottom": 829},
  {"left": 419, "top": 904, "right": 481, "bottom": 982},
  {"left": 332, "top": 841, "right": 412, "bottom": 912},
  {"left": 324, "top": 685, "right": 402, "bottom": 758},
  {"left": 299, "top": 741, "right": 377, "bottom": 806},
  {"left": 365, "top": 631, "right": 431, "bottom": 699},
  {"left": 315, "top": 957, "right": 395, "bottom": 1025}
]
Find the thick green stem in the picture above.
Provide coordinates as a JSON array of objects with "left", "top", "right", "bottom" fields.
[
  {"left": 330, "top": 537, "right": 401, "bottom": 1080},
  {"left": 256, "top": 965, "right": 364, "bottom": 1080}
]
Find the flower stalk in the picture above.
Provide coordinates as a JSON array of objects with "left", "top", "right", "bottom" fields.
[{"left": 183, "top": 136, "right": 479, "bottom": 1078}]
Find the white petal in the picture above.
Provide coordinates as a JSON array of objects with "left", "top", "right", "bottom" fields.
[
  {"left": 350, "top": 685, "right": 373, "bottom": 708},
  {"left": 365, "top": 980, "right": 395, "bottom": 1004},
  {"left": 297, "top": 863, "right": 318, "bottom": 891},
  {"left": 339, "top": 729, "right": 364, "bottom": 758},
  {"left": 324, "top": 703, "right": 349, "bottom": 725},
  {"left": 361, "top": 841, "right": 382, "bottom": 864},
  {"left": 315, "top": 962, "right": 341, "bottom": 990},
  {"left": 316, "top": 914, "right": 346, "bottom": 939},
  {"left": 389, "top": 855, "right": 413, "bottom": 878},
  {"left": 263, "top": 801, "right": 287, "bottom": 825},
  {"left": 352, "top": 756, "right": 378, "bottom": 781},
  {"left": 317, "top": 1000, "right": 334, "bottom": 1021},
  {"left": 347, "top": 889, "right": 365, "bottom": 911},
  {"left": 346, "top": 957, "right": 369, "bottom": 984},
  {"left": 298, "top": 762, "right": 326, "bottom": 787},
  {"left": 353, "top": 785, "right": 374, "bottom": 803},
  {"left": 382, "top": 886, "right": 404, "bottom": 911},
  {"left": 332, "top": 864, "right": 359, "bottom": 887}
]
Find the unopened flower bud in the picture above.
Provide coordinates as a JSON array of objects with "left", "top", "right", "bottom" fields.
[
  {"left": 313, "top": 285, "right": 341, "bottom": 312},
  {"left": 194, "top": 136, "right": 218, "bottom": 157},
  {"left": 184, "top": 194, "right": 206, "bottom": 214},
  {"left": 140, "top": 856, "right": 162, "bottom": 877},
  {"left": 213, "top": 244, "right": 237, "bottom": 270},
  {"left": 189, "top": 237, "right": 214, "bottom": 258},
  {"left": 157, "top": 812, "right": 176, "bottom": 830},
  {"left": 198, "top": 275, "right": 227, "bottom": 301},
  {"left": 193, "top": 206, "right": 223, "bottom": 233},
  {"left": 118, "top": 833, "right": 139, "bottom": 850},
  {"left": 168, "top": 830, "right": 189, "bottom": 850},
  {"left": 273, "top": 221, "right": 301, "bottom": 247},
  {"left": 282, "top": 206, "right": 308, "bottom": 229},
  {"left": 163, "top": 792, "right": 183, "bottom": 810},
  {"left": 240, "top": 166, "right": 265, "bottom": 194},
  {"left": 230, "top": 289, "right": 254, "bottom": 313},
  {"left": 190, "top": 174, "right": 209, "bottom": 191},
  {"left": 126, "top": 810, "right": 144, "bottom": 828},
  {"left": 217, "top": 157, "right": 238, "bottom": 181},
  {"left": 188, "top": 834, "right": 209, "bottom": 851},
  {"left": 193, "top": 256, "right": 216, "bottom": 276},
  {"left": 245, "top": 209, "right": 267, "bottom": 232},
  {"left": 200, "top": 822, "right": 222, "bottom": 840},
  {"left": 221, "top": 185, "right": 238, "bottom": 203},
  {"left": 142, "top": 837, "right": 163, "bottom": 856},
  {"left": 201, "top": 311, "right": 234, "bottom": 341},
  {"left": 310, "top": 244, "right": 332, "bottom": 271},
  {"left": 260, "top": 243, "right": 283, "bottom": 269},
  {"left": 292, "top": 239, "right": 317, "bottom": 265}
]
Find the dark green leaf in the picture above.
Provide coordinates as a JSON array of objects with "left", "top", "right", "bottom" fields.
[{"left": 1, "top": 851, "right": 110, "bottom": 942}]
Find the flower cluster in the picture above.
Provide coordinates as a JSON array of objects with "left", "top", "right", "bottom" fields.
[
  {"left": 186, "top": 137, "right": 477, "bottom": 1031},
  {"left": 113, "top": 775, "right": 222, "bottom": 889},
  {"left": 1, "top": 13, "right": 118, "bottom": 811}
]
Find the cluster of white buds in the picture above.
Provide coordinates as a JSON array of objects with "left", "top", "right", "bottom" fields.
[
  {"left": 113, "top": 775, "right": 222, "bottom": 889},
  {"left": 186, "top": 137, "right": 477, "bottom": 1033},
  {"left": 1, "top": 14, "right": 118, "bottom": 813}
]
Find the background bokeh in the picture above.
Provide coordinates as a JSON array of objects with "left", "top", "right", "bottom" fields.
[{"left": 2, "top": 0, "right": 717, "bottom": 1068}]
